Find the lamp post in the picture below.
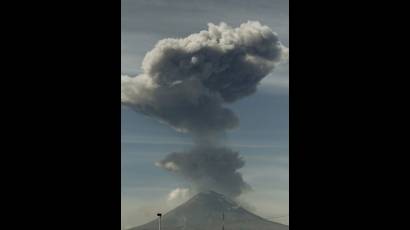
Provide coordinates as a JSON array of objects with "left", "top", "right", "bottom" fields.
[
  {"left": 222, "top": 212, "right": 224, "bottom": 230},
  {"left": 157, "top": 213, "right": 162, "bottom": 230}
]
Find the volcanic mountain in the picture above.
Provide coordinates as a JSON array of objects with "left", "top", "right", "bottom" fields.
[{"left": 129, "top": 191, "right": 288, "bottom": 230}]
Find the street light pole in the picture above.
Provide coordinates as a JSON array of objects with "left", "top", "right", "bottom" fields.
[
  {"left": 157, "top": 213, "right": 162, "bottom": 230},
  {"left": 222, "top": 212, "right": 224, "bottom": 230}
]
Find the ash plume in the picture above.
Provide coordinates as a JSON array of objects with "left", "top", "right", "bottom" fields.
[
  {"left": 122, "top": 21, "right": 287, "bottom": 198},
  {"left": 157, "top": 146, "right": 250, "bottom": 197}
]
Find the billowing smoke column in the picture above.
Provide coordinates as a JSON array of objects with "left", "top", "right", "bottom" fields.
[
  {"left": 157, "top": 146, "right": 250, "bottom": 197},
  {"left": 122, "top": 21, "right": 287, "bottom": 198}
]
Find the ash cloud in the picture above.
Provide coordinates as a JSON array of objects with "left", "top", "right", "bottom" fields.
[
  {"left": 167, "top": 187, "right": 192, "bottom": 203},
  {"left": 157, "top": 146, "right": 251, "bottom": 198},
  {"left": 122, "top": 21, "right": 287, "bottom": 198}
]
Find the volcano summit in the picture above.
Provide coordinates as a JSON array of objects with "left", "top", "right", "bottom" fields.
[{"left": 129, "top": 191, "right": 288, "bottom": 230}]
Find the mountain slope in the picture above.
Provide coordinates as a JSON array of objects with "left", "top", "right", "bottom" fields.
[{"left": 129, "top": 191, "right": 288, "bottom": 230}]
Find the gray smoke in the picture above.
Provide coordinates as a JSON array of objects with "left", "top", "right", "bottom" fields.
[
  {"left": 122, "top": 21, "right": 287, "bottom": 197},
  {"left": 157, "top": 146, "right": 250, "bottom": 198}
]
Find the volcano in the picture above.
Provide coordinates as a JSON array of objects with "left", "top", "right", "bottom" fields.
[{"left": 129, "top": 191, "right": 288, "bottom": 230}]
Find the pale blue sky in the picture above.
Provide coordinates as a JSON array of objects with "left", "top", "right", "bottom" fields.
[{"left": 121, "top": 0, "right": 289, "bottom": 228}]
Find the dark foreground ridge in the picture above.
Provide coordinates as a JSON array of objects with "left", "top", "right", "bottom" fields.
[{"left": 129, "top": 191, "right": 288, "bottom": 230}]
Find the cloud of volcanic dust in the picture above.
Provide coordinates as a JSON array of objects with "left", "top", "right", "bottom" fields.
[{"left": 121, "top": 21, "right": 287, "bottom": 198}]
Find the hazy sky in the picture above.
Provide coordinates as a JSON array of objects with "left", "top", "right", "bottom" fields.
[{"left": 121, "top": 0, "right": 289, "bottom": 228}]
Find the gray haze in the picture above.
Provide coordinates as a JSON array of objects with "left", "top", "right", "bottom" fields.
[{"left": 121, "top": 21, "right": 286, "bottom": 198}]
